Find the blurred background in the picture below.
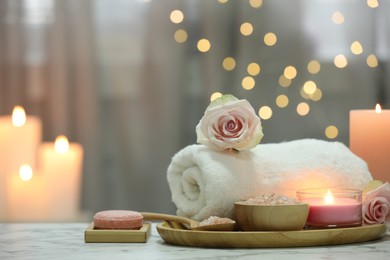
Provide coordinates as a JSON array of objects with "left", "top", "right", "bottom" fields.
[{"left": 0, "top": 0, "right": 389, "bottom": 221}]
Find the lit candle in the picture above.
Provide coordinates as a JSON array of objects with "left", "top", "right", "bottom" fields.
[
  {"left": 7, "top": 165, "right": 49, "bottom": 221},
  {"left": 350, "top": 105, "right": 390, "bottom": 182},
  {"left": 297, "top": 188, "right": 362, "bottom": 228},
  {"left": 38, "top": 135, "right": 83, "bottom": 220},
  {"left": 0, "top": 106, "right": 42, "bottom": 219}
]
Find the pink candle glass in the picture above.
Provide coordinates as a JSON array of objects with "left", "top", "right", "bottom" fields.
[{"left": 296, "top": 188, "right": 362, "bottom": 228}]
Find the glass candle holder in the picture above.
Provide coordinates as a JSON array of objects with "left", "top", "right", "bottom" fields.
[{"left": 296, "top": 188, "right": 362, "bottom": 228}]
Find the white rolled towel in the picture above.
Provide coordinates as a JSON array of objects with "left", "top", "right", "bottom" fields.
[{"left": 167, "top": 139, "right": 372, "bottom": 221}]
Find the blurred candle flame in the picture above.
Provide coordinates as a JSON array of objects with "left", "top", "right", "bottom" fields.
[
  {"left": 324, "top": 190, "right": 334, "bottom": 204},
  {"left": 19, "top": 164, "right": 33, "bottom": 182},
  {"left": 12, "top": 106, "right": 26, "bottom": 127},
  {"left": 375, "top": 104, "right": 382, "bottom": 113},
  {"left": 55, "top": 135, "right": 69, "bottom": 154}
]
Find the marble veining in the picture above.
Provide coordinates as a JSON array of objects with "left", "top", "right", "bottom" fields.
[{"left": 0, "top": 223, "right": 389, "bottom": 260}]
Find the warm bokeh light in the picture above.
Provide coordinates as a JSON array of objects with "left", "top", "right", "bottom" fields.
[
  {"left": 332, "top": 11, "right": 345, "bottom": 24},
  {"left": 12, "top": 106, "right": 26, "bottom": 127},
  {"left": 325, "top": 125, "right": 339, "bottom": 139},
  {"left": 303, "top": 81, "right": 317, "bottom": 95},
  {"left": 174, "top": 29, "right": 187, "bottom": 43},
  {"left": 259, "top": 106, "right": 272, "bottom": 120},
  {"left": 367, "top": 0, "right": 379, "bottom": 8},
  {"left": 310, "top": 88, "right": 323, "bottom": 101},
  {"left": 367, "top": 54, "right": 378, "bottom": 68},
  {"left": 351, "top": 41, "right": 363, "bottom": 55},
  {"left": 264, "top": 32, "right": 277, "bottom": 46},
  {"left": 210, "top": 92, "right": 223, "bottom": 102},
  {"left": 242, "top": 76, "right": 255, "bottom": 90},
  {"left": 218, "top": 0, "right": 229, "bottom": 3},
  {"left": 55, "top": 135, "right": 70, "bottom": 154},
  {"left": 240, "top": 22, "right": 253, "bottom": 36},
  {"left": 197, "top": 39, "right": 211, "bottom": 52},
  {"left": 375, "top": 104, "right": 382, "bottom": 113},
  {"left": 170, "top": 10, "right": 184, "bottom": 24},
  {"left": 276, "top": 95, "right": 289, "bottom": 108},
  {"left": 278, "top": 75, "right": 292, "bottom": 87},
  {"left": 19, "top": 164, "right": 33, "bottom": 182},
  {"left": 247, "top": 63, "right": 261, "bottom": 76},
  {"left": 300, "top": 87, "right": 310, "bottom": 100},
  {"left": 249, "top": 0, "right": 263, "bottom": 8},
  {"left": 334, "top": 54, "right": 348, "bottom": 68},
  {"left": 297, "top": 102, "right": 310, "bottom": 116},
  {"left": 222, "top": 57, "right": 236, "bottom": 71},
  {"left": 307, "top": 60, "right": 321, "bottom": 74},
  {"left": 284, "top": 65, "right": 297, "bottom": 79}
]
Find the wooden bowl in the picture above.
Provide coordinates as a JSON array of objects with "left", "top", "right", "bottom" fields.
[{"left": 234, "top": 202, "right": 309, "bottom": 231}]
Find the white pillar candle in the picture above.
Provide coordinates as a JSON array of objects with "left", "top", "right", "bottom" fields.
[
  {"left": 39, "top": 135, "right": 83, "bottom": 220},
  {"left": 0, "top": 106, "right": 42, "bottom": 220},
  {"left": 7, "top": 165, "right": 49, "bottom": 221},
  {"left": 350, "top": 104, "right": 390, "bottom": 182}
]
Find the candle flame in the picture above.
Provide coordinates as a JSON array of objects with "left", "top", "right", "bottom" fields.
[
  {"left": 375, "top": 104, "right": 382, "bottom": 113},
  {"left": 19, "top": 164, "right": 33, "bottom": 182},
  {"left": 12, "top": 106, "right": 26, "bottom": 127},
  {"left": 324, "top": 190, "right": 334, "bottom": 204},
  {"left": 55, "top": 135, "right": 69, "bottom": 154}
]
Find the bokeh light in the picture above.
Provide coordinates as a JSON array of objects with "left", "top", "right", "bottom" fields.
[
  {"left": 218, "top": 0, "right": 229, "bottom": 3},
  {"left": 242, "top": 76, "right": 255, "bottom": 90},
  {"left": 174, "top": 29, "right": 187, "bottom": 43},
  {"left": 307, "top": 60, "right": 321, "bottom": 74},
  {"left": 222, "top": 57, "right": 236, "bottom": 71},
  {"left": 284, "top": 66, "right": 297, "bottom": 79},
  {"left": 247, "top": 63, "right": 261, "bottom": 76},
  {"left": 367, "top": 54, "right": 378, "bottom": 68},
  {"left": 276, "top": 95, "right": 289, "bottom": 108},
  {"left": 351, "top": 41, "right": 363, "bottom": 55},
  {"left": 240, "top": 22, "right": 253, "bottom": 36},
  {"left": 303, "top": 81, "right": 317, "bottom": 95},
  {"left": 334, "top": 54, "right": 348, "bottom": 68},
  {"left": 170, "top": 10, "right": 184, "bottom": 24},
  {"left": 300, "top": 87, "right": 310, "bottom": 100},
  {"left": 332, "top": 11, "right": 345, "bottom": 24},
  {"left": 264, "top": 32, "right": 277, "bottom": 46},
  {"left": 197, "top": 39, "right": 211, "bottom": 52},
  {"left": 259, "top": 106, "right": 272, "bottom": 120},
  {"left": 310, "top": 88, "right": 323, "bottom": 101},
  {"left": 325, "top": 125, "right": 339, "bottom": 139},
  {"left": 249, "top": 0, "right": 263, "bottom": 8},
  {"left": 367, "top": 0, "right": 379, "bottom": 8},
  {"left": 297, "top": 102, "right": 310, "bottom": 116},
  {"left": 210, "top": 92, "right": 223, "bottom": 101},
  {"left": 278, "top": 75, "right": 292, "bottom": 87}
]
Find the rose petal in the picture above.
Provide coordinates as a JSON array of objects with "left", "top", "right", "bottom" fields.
[
  {"left": 363, "top": 196, "right": 390, "bottom": 224},
  {"left": 196, "top": 95, "right": 263, "bottom": 151}
]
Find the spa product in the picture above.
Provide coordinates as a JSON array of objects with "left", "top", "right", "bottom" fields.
[
  {"left": 240, "top": 193, "right": 301, "bottom": 205},
  {"left": 93, "top": 210, "right": 143, "bottom": 229}
]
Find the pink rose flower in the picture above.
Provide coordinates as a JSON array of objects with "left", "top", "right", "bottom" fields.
[
  {"left": 362, "top": 182, "right": 390, "bottom": 225},
  {"left": 196, "top": 94, "right": 263, "bottom": 151}
]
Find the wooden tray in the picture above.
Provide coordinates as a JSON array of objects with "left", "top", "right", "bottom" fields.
[
  {"left": 84, "top": 222, "right": 151, "bottom": 243},
  {"left": 156, "top": 222, "right": 387, "bottom": 248}
]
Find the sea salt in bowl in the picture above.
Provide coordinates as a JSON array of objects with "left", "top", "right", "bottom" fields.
[{"left": 234, "top": 193, "right": 309, "bottom": 231}]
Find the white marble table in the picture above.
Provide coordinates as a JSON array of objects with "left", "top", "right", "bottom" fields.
[{"left": 0, "top": 222, "right": 389, "bottom": 260}]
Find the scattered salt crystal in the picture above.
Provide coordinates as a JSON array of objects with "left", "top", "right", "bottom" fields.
[
  {"left": 239, "top": 192, "right": 300, "bottom": 205},
  {"left": 197, "top": 216, "right": 235, "bottom": 227}
]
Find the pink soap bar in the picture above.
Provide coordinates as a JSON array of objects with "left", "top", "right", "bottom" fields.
[{"left": 93, "top": 210, "right": 143, "bottom": 230}]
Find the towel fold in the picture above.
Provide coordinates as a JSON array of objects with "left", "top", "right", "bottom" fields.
[{"left": 167, "top": 139, "right": 372, "bottom": 221}]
